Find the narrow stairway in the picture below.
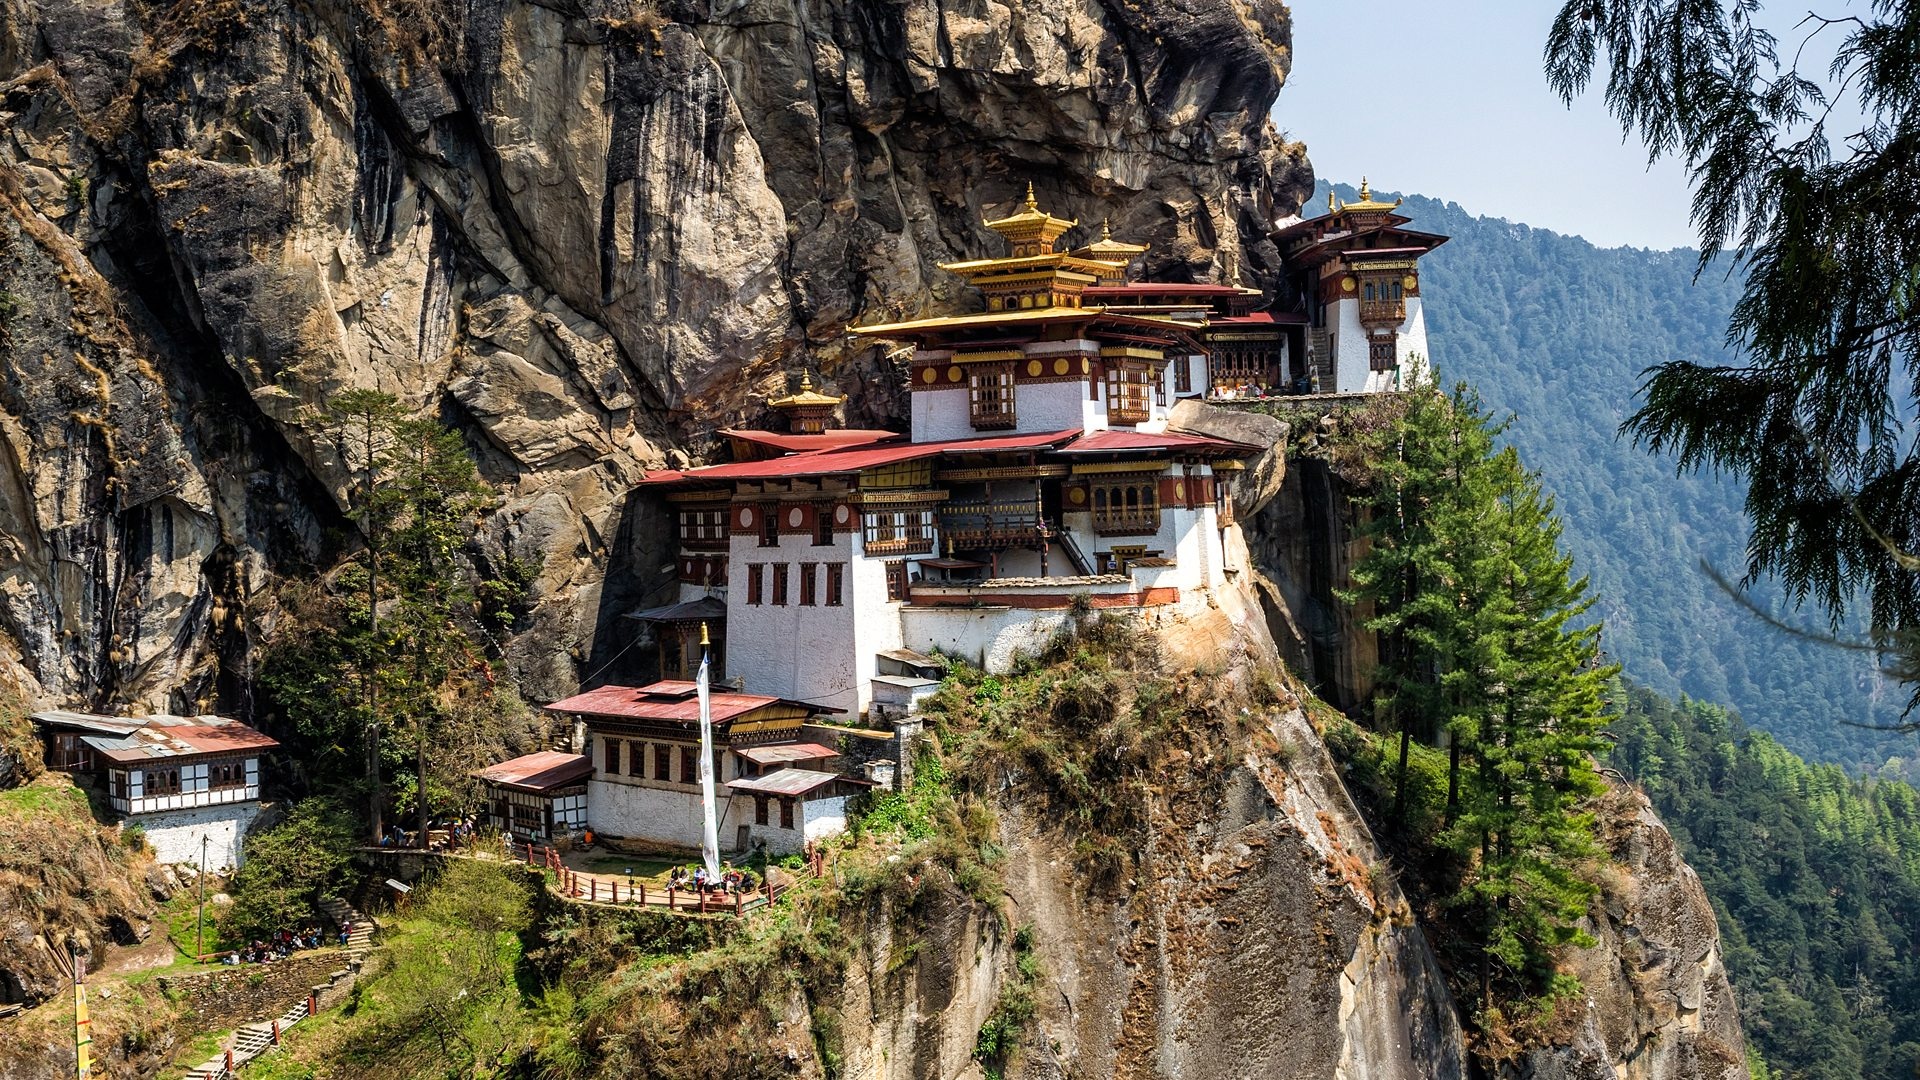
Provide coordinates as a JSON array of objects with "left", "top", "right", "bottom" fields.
[{"left": 317, "top": 896, "right": 375, "bottom": 953}]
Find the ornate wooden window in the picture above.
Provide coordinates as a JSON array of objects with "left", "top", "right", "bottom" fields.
[
  {"left": 678, "top": 507, "right": 728, "bottom": 551},
  {"left": 654, "top": 744, "right": 670, "bottom": 781},
  {"left": 886, "top": 560, "right": 909, "bottom": 601},
  {"left": 1368, "top": 338, "right": 1397, "bottom": 371},
  {"left": 745, "top": 563, "right": 764, "bottom": 605},
  {"left": 757, "top": 502, "right": 779, "bottom": 547},
  {"left": 680, "top": 746, "right": 697, "bottom": 784},
  {"left": 779, "top": 797, "right": 796, "bottom": 829},
  {"left": 813, "top": 503, "right": 835, "bottom": 546},
  {"left": 1105, "top": 364, "right": 1153, "bottom": 424},
  {"left": 967, "top": 363, "right": 1017, "bottom": 430},
  {"left": 863, "top": 508, "right": 935, "bottom": 556},
  {"left": 799, "top": 563, "right": 818, "bottom": 606},
  {"left": 1090, "top": 476, "right": 1161, "bottom": 535},
  {"left": 209, "top": 759, "right": 246, "bottom": 790},
  {"left": 603, "top": 738, "right": 619, "bottom": 775},
  {"left": 1174, "top": 356, "right": 1192, "bottom": 394},
  {"left": 826, "top": 563, "right": 846, "bottom": 606},
  {"left": 48, "top": 732, "right": 93, "bottom": 772},
  {"left": 146, "top": 767, "right": 182, "bottom": 796},
  {"left": 771, "top": 563, "right": 790, "bottom": 606}
]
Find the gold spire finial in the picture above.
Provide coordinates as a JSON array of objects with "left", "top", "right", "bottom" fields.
[
  {"left": 1024, "top": 181, "right": 1038, "bottom": 211},
  {"left": 1359, "top": 176, "right": 1371, "bottom": 200},
  {"left": 798, "top": 371, "right": 814, "bottom": 392},
  {"left": 1328, "top": 189, "right": 1337, "bottom": 212},
  {"left": 700, "top": 622, "right": 710, "bottom": 647},
  {"left": 1101, "top": 218, "right": 1113, "bottom": 240}
]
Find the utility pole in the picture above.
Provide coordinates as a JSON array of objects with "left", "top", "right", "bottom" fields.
[
  {"left": 364, "top": 405, "right": 383, "bottom": 845},
  {"left": 196, "top": 835, "right": 207, "bottom": 961}
]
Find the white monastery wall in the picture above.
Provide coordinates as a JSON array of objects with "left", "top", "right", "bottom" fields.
[
  {"left": 901, "top": 605, "right": 1072, "bottom": 672},
  {"left": 1398, "top": 297, "right": 1431, "bottom": 385},
  {"left": 1333, "top": 299, "right": 1372, "bottom": 394},
  {"left": 847, "top": 532, "right": 905, "bottom": 715},
  {"left": 911, "top": 386, "right": 975, "bottom": 441},
  {"left": 1011, "top": 381, "right": 1095, "bottom": 436},
  {"left": 726, "top": 529, "right": 859, "bottom": 709},
  {"left": 802, "top": 796, "right": 851, "bottom": 842},
  {"left": 139, "top": 801, "right": 266, "bottom": 869},
  {"left": 589, "top": 779, "right": 711, "bottom": 849}
]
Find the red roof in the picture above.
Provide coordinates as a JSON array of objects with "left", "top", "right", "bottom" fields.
[
  {"left": 1062, "top": 430, "right": 1259, "bottom": 455},
  {"left": 1208, "top": 311, "right": 1309, "bottom": 326},
  {"left": 544, "top": 681, "right": 824, "bottom": 724},
  {"left": 641, "top": 428, "right": 1082, "bottom": 484},
  {"left": 473, "top": 751, "right": 593, "bottom": 793},
  {"left": 721, "top": 429, "right": 903, "bottom": 453},
  {"left": 170, "top": 725, "right": 281, "bottom": 755},
  {"left": 1083, "top": 283, "right": 1243, "bottom": 297}
]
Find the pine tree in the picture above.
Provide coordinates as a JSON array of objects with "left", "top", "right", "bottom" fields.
[{"left": 1348, "top": 382, "right": 1614, "bottom": 1009}]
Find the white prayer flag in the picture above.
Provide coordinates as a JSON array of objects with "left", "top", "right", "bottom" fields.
[{"left": 696, "top": 628, "right": 721, "bottom": 880}]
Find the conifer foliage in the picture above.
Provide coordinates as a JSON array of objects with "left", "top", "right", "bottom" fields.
[
  {"left": 1345, "top": 384, "right": 1613, "bottom": 1011},
  {"left": 259, "top": 392, "right": 531, "bottom": 839}
]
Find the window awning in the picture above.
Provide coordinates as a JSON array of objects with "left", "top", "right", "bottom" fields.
[{"left": 727, "top": 768, "right": 869, "bottom": 797}]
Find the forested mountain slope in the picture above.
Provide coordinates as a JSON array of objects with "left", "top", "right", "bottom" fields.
[
  {"left": 1609, "top": 682, "right": 1920, "bottom": 1080},
  {"left": 1316, "top": 183, "right": 1908, "bottom": 777}
]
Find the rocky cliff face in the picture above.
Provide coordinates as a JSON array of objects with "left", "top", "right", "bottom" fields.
[
  {"left": 0, "top": 0, "right": 1311, "bottom": 710},
  {"left": 1501, "top": 785, "right": 1750, "bottom": 1080}
]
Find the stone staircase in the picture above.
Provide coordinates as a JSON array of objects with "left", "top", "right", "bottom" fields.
[
  {"left": 180, "top": 1000, "right": 313, "bottom": 1079},
  {"left": 317, "top": 896, "right": 374, "bottom": 953}
]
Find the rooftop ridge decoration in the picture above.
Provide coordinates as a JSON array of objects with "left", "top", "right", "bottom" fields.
[
  {"left": 1329, "top": 175, "right": 1403, "bottom": 214},
  {"left": 768, "top": 371, "right": 845, "bottom": 434}
]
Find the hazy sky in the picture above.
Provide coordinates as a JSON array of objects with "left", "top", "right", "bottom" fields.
[{"left": 1280, "top": 2, "right": 1702, "bottom": 250}]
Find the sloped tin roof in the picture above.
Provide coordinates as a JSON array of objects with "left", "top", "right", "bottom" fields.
[{"left": 473, "top": 751, "right": 594, "bottom": 793}]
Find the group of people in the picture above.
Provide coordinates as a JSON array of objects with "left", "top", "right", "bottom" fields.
[
  {"left": 378, "top": 816, "right": 480, "bottom": 852},
  {"left": 667, "top": 865, "right": 752, "bottom": 895},
  {"left": 1210, "top": 374, "right": 1314, "bottom": 400},
  {"left": 222, "top": 926, "right": 327, "bottom": 965}
]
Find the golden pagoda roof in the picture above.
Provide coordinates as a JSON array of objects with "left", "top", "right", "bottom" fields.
[
  {"left": 850, "top": 306, "right": 1204, "bottom": 338},
  {"left": 1072, "top": 219, "right": 1149, "bottom": 260},
  {"left": 1331, "top": 176, "right": 1402, "bottom": 214},
  {"left": 768, "top": 371, "right": 844, "bottom": 409},
  {"left": 982, "top": 183, "right": 1078, "bottom": 246}
]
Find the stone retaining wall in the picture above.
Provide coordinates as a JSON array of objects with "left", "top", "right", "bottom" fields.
[{"left": 157, "top": 951, "right": 360, "bottom": 1027}]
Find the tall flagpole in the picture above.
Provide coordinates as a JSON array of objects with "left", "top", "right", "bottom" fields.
[{"left": 696, "top": 623, "right": 721, "bottom": 880}]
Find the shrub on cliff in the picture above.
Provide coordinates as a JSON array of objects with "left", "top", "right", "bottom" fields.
[{"left": 223, "top": 799, "right": 357, "bottom": 942}]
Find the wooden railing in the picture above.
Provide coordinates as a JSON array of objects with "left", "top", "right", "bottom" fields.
[
  {"left": 1359, "top": 299, "right": 1405, "bottom": 324},
  {"left": 510, "top": 840, "right": 792, "bottom": 917},
  {"left": 939, "top": 501, "right": 1051, "bottom": 546}
]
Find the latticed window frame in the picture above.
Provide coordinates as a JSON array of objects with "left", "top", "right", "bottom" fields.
[
  {"left": 1090, "top": 475, "right": 1162, "bottom": 536},
  {"left": 967, "top": 362, "right": 1017, "bottom": 430},
  {"left": 1105, "top": 363, "right": 1154, "bottom": 424}
]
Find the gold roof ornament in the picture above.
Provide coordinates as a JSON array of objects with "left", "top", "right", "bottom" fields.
[
  {"left": 982, "top": 181, "right": 1078, "bottom": 256},
  {"left": 1331, "top": 176, "right": 1403, "bottom": 214},
  {"left": 768, "top": 370, "right": 845, "bottom": 410},
  {"left": 768, "top": 371, "right": 845, "bottom": 434},
  {"left": 1076, "top": 217, "right": 1150, "bottom": 261}
]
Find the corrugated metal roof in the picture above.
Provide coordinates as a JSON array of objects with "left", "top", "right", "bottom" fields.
[
  {"left": 736, "top": 743, "right": 841, "bottom": 766},
  {"left": 1060, "top": 430, "right": 1256, "bottom": 455},
  {"left": 640, "top": 428, "right": 1082, "bottom": 485},
  {"left": 473, "top": 751, "right": 594, "bottom": 793},
  {"left": 60, "top": 714, "right": 279, "bottom": 763},
  {"left": 544, "top": 681, "right": 824, "bottom": 723},
  {"left": 726, "top": 768, "right": 848, "bottom": 796},
  {"left": 624, "top": 597, "right": 727, "bottom": 623},
  {"left": 30, "top": 711, "right": 145, "bottom": 736},
  {"left": 720, "top": 429, "right": 904, "bottom": 452}
]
